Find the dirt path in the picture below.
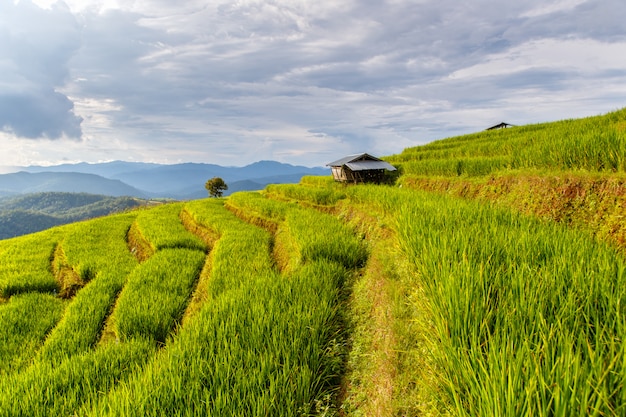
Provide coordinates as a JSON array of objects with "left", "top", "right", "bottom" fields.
[{"left": 337, "top": 207, "right": 398, "bottom": 416}]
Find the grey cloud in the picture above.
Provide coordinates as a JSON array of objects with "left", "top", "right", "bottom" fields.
[
  {"left": 492, "top": 68, "right": 574, "bottom": 91},
  {"left": 8, "top": 0, "right": 623, "bottom": 166},
  {"left": 0, "top": 0, "right": 82, "bottom": 139},
  {"left": 0, "top": 90, "right": 82, "bottom": 139},
  {"left": 515, "top": 0, "right": 626, "bottom": 42}
]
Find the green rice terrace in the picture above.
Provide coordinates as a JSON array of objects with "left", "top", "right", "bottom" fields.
[{"left": 1, "top": 109, "right": 626, "bottom": 416}]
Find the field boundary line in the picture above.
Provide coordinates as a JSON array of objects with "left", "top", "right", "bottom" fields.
[
  {"left": 223, "top": 200, "right": 288, "bottom": 274},
  {"left": 179, "top": 207, "right": 218, "bottom": 324},
  {"left": 401, "top": 173, "right": 626, "bottom": 254},
  {"left": 50, "top": 242, "right": 85, "bottom": 299},
  {"left": 126, "top": 221, "right": 154, "bottom": 262},
  {"left": 223, "top": 200, "right": 280, "bottom": 234}
]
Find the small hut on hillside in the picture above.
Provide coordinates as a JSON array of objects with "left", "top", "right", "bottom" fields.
[
  {"left": 327, "top": 153, "right": 397, "bottom": 184},
  {"left": 486, "top": 122, "right": 515, "bottom": 130}
]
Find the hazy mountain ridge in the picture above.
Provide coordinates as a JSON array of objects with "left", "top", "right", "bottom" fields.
[
  {"left": 0, "top": 160, "right": 329, "bottom": 238},
  {"left": 0, "top": 172, "right": 148, "bottom": 197},
  {"left": 5, "top": 160, "right": 329, "bottom": 198}
]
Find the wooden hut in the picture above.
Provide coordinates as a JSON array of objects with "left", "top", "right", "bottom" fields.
[
  {"left": 486, "top": 122, "right": 515, "bottom": 130},
  {"left": 327, "top": 153, "right": 397, "bottom": 184}
]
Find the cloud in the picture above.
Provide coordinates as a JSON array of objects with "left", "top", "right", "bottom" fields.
[
  {"left": 3, "top": 0, "right": 626, "bottom": 167},
  {"left": 0, "top": 90, "right": 82, "bottom": 138},
  {"left": 0, "top": 0, "right": 82, "bottom": 139}
]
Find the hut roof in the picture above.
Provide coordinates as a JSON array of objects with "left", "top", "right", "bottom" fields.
[
  {"left": 486, "top": 122, "right": 515, "bottom": 130},
  {"left": 326, "top": 153, "right": 396, "bottom": 172}
]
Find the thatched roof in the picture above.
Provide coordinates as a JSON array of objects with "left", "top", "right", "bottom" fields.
[
  {"left": 326, "top": 153, "right": 396, "bottom": 172},
  {"left": 486, "top": 122, "right": 515, "bottom": 130}
]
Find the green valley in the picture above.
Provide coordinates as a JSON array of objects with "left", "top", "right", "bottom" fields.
[
  {"left": 0, "top": 109, "right": 625, "bottom": 416},
  {"left": 0, "top": 192, "right": 153, "bottom": 240}
]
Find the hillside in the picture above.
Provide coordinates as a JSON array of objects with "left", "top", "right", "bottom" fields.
[
  {"left": 0, "top": 109, "right": 625, "bottom": 416},
  {"left": 0, "top": 193, "right": 150, "bottom": 240},
  {"left": 0, "top": 172, "right": 146, "bottom": 197},
  {"left": 386, "top": 108, "right": 626, "bottom": 251}
]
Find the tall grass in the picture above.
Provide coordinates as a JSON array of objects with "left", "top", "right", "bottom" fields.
[
  {"left": 0, "top": 228, "right": 65, "bottom": 297},
  {"left": 333, "top": 181, "right": 626, "bottom": 414},
  {"left": 299, "top": 175, "right": 336, "bottom": 187},
  {"left": 0, "top": 293, "right": 65, "bottom": 375},
  {"left": 37, "top": 214, "right": 139, "bottom": 361},
  {"left": 82, "top": 197, "right": 362, "bottom": 416},
  {"left": 394, "top": 190, "right": 626, "bottom": 415},
  {"left": 266, "top": 182, "right": 347, "bottom": 206},
  {"left": 225, "top": 191, "right": 366, "bottom": 272},
  {"left": 387, "top": 108, "right": 626, "bottom": 176},
  {"left": 0, "top": 211, "right": 202, "bottom": 417},
  {"left": 131, "top": 203, "right": 206, "bottom": 253},
  {"left": 113, "top": 248, "right": 205, "bottom": 344},
  {"left": 0, "top": 338, "right": 155, "bottom": 417},
  {"left": 284, "top": 208, "right": 367, "bottom": 270},
  {"left": 226, "top": 191, "right": 290, "bottom": 231}
]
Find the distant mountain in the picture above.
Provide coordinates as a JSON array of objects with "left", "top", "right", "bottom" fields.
[
  {"left": 8, "top": 160, "right": 329, "bottom": 199},
  {"left": 108, "top": 161, "right": 328, "bottom": 198},
  {"left": 22, "top": 161, "right": 162, "bottom": 177},
  {"left": 0, "top": 172, "right": 147, "bottom": 197},
  {"left": 0, "top": 192, "right": 149, "bottom": 240},
  {"left": 110, "top": 163, "right": 228, "bottom": 196},
  {"left": 0, "top": 160, "right": 329, "bottom": 238}
]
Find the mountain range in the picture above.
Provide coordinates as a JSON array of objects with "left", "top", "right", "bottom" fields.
[{"left": 0, "top": 160, "right": 330, "bottom": 199}]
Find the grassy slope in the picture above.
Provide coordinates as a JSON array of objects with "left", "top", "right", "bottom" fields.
[
  {"left": 388, "top": 108, "right": 626, "bottom": 253},
  {"left": 0, "top": 109, "right": 624, "bottom": 415},
  {"left": 270, "top": 109, "right": 626, "bottom": 415},
  {"left": 374, "top": 108, "right": 626, "bottom": 414},
  {"left": 0, "top": 192, "right": 150, "bottom": 240}
]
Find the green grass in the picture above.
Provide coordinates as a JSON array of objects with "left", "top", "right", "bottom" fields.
[
  {"left": 0, "top": 293, "right": 65, "bottom": 375},
  {"left": 79, "top": 198, "right": 362, "bottom": 416},
  {"left": 284, "top": 208, "right": 367, "bottom": 269},
  {"left": 266, "top": 182, "right": 347, "bottom": 206},
  {"left": 394, "top": 190, "right": 626, "bottom": 416},
  {"left": 1, "top": 109, "right": 626, "bottom": 416},
  {"left": 387, "top": 108, "right": 626, "bottom": 176},
  {"left": 37, "top": 214, "right": 139, "bottom": 361},
  {"left": 131, "top": 203, "right": 207, "bottom": 253},
  {"left": 0, "top": 338, "right": 155, "bottom": 417},
  {"left": 226, "top": 191, "right": 367, "bottom": 272},
  {"left": 0, "top": 228, "right": 65, "bottom": 297},
  {"left": 113, "top": 248, "right": 205, "bottom": 343},
  {"left": 226, "top": 190, "right": 290, "bottom": 230}
]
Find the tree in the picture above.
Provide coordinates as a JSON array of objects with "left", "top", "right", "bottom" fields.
[{"left": 205, "top": 177, "right": 228, "bottom": 198}]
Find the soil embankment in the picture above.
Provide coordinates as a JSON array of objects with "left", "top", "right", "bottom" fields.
[{"left": 401, "top": 173, "right": 626, "bottom": 252}]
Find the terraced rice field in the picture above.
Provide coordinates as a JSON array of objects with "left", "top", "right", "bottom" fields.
[
  {"left": 1, "top": 110, "right": 625, "bottom": 416},
  {"left": 0, "top": 193, "right": 366, "bottom": 416}
]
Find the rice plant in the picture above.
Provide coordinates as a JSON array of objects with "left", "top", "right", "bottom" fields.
[
  {"left": 393, "top": 189, "right": 626, "bottom": 416},
  {"left": 2, "top": 111, "right": 623, "bottom": 417},
  {"left": 0, "top": 293, "right": 65, "bottom": 375},
  {"left": 0, "top": 338, "right": 155, "bottom": 417},
  {"left": 37, "top": 213, "right": 139, "bottom": 361},
  {"left": 131, "top": 203, "right": 207, "bottom": 253},
  {"left": 225, "top": 191, "right": 289, "bottom": 231},
  {"left": 265, "top": 182, "right": 347, "bottom": 206},
  {"left": 387, "top": 108, "right": 626, "bottom": 176},
  {"left": 113, "top": 248, "right": 205, "bottom": 343},
  {"left": 284, "top": 207, "right": 367, "bottom": 270},
  {"left": 82, "top": 197, "right": 362, "bottom": 416},
  {"left": 0, "top": 228, "right": 65, "bottom": 297}
]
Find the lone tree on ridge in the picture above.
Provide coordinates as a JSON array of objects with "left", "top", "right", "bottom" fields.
[{"left": 205, "top": 177, "right": 228, "bottom": 198}]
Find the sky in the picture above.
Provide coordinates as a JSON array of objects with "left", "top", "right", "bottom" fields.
[{"left": 1, "top": 0, "right": 626, "bottom": 169}]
